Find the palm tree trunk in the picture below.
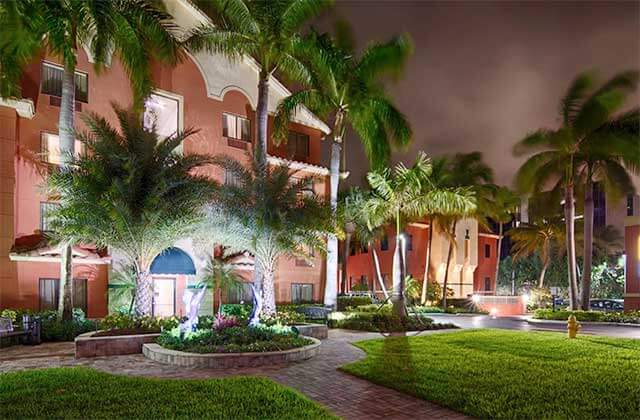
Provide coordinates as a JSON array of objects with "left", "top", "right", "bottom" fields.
[
  {"left": 371, "top": 247, "right": 389, "bottom": 299},
  {"left": 538, "top": 259, "right": 549, "bottom": 288},
  {"left": 323, "top": 140, "right": 341, "bottom": 308},
  {"left": 581, "top": 177, "right": 594, "bottom": 310},
  {"left": 248, "top": 263, "right": 263, "bottom": 325},
  {"left": 341, "top": 232, "right": 352, "bottom": 294},
  {"left": 564, "top": 184, "right": 579, "bottom": 310},
  {"left": 261, "top": 263, "right": 276, "bottom": 317},
  {"left": 493, "top": 222, "right": 503, "bottom": 292},
  {"left": 392, "top": 212, "right": 407, "bottom": 317},
  {"left": 420, "top": 223, "right": 433, "bottom": 305},
  {"left": 57, "top": 60, "right": 76, "bottom": 321},
  {"left": 255, "top": 70, "right": 269, "bottom": 169},
  {"left": 134, "top": 269, "right": 153, "bottom": 316},
  {"left": 442, "top": 221, "right": 457, "bottom": 310}
]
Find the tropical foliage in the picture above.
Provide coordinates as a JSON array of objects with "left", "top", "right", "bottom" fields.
[
  {"left": 47, "top": 107, "right": 215, "bottom": 316},
  {"left": 201, "top": 155, "right": 336, "bottom": 322},
  {"left": 199, "top": 250, "right": 245, "bottom": 314},
  {"left": 514, "top": 70, "right": 639, "bottom": 309}
]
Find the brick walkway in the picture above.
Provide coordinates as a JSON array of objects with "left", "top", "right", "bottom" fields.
[{"left": 0, "top": 329, "right": 468, "bottom": 420}]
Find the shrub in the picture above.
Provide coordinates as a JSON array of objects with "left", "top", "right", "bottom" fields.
[
  {"left": 327, "top": 311, "right": 457, "bottom": 332},
  {"left": 534, "top": 309, "right": 640, "bottom": 324},
  {"left": 337, "top": 296, "right": 373, "bottom": 311},
  {"left": 220, "top": 304, "right": 252, "bottom": 320},
  {"left": 0, "top": 309, "right": 18, "bottom": 323},
  {"left": 351, "top": 283, "right": 370, "bottom": 292},
  {"left": 156, "top": 323, "right": 312, "bottom": 353},
  {"left": 1, "top": 309, "right": 97, "bottom": 341},
  {"left": 101, "top": 313, "right": 180, "bottom": 332},
  {"left": 213, "top": 314, "right": 240, "bottom": 331}
]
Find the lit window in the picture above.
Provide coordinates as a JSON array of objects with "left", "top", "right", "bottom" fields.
[
  {"left": 41, "top": 132, "right": 82, "bottom": 165},
  {"left": 40, "top": 202, "right": 60, "bottom": 232},
  {"left": 41, "top": 62, "right": 88, "bottom": 103},
  {"left": 144, "top": 93, "right": 179, "bottom": 139},
  {"left": 287, "top": 131, "right": 309, "bottom": 160},
  {"left": 222, "top": 113, "right": 251, "bottom": 141}
]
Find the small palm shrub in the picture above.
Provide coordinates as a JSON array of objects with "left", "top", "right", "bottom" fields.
[{"left": 337, "top": 296, "right": 373, "bottom": 311}]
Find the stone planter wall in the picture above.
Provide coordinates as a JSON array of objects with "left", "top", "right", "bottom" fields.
[
  {"left": 294, "top": 324, "right": 328, "bottom": 340},
  {"left": 75, "top": 331, "right": 160, "bottom": 358},
  {"left": 142, "top": 336, "right": 321, "bottom": 368}
]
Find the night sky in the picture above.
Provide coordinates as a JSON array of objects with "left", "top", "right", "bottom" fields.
[{"left": 317, "top": 0, "right": 640, "bottom": 188}]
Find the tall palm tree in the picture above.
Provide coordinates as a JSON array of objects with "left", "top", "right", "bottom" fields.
[
  {"left": 430, "top": 152, "right": 494, "bottom": 309},
  {"left": 184, "top": 0, "right": 332, "bottom": 168},
  {"left": 514, "top": 70, "right": 638, "bottom": 310},
  {"left": 509, "top": 217, "right": 566, "bottom": 288},
  {"left": 274, "top": 25, "right": 412, "bottom": 308},
  {"left": 485, "top": 186, "right": 520, "bottom": 288},
  {"left": 0, "top": 0, "right": 182, "bottom": 320},
  {"left": 366, "top": 152, "right": 476, "bottom": 316},
  {"left": 47, "top": 107, "right": 215, "bottom": 316},
  {"left": 202, "top": 155, "right": 336, "bottom": 323}
]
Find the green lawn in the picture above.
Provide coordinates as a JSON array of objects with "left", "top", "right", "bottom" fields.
[
  {"left": 341, "top": 329, "right": 640, "bottom": 419},
  {"left": 0, "top": 367, "right": 335, "bottom": 419}
]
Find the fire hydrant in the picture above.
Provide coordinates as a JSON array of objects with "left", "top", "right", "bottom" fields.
[{"left": 567, "top": 315, "right": 581, "bottom": 338}]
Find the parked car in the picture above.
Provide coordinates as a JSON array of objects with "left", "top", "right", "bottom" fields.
[{"left": 589, "top": 299, "right": 624, "bottom": 312}]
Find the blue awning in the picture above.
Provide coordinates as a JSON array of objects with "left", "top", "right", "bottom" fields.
[{"left": 150, "top": 247, "right": 196, "bottom": 275}]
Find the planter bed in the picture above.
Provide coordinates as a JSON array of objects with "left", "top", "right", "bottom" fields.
[
  {"left": 293, "top": 323, "right": 328, "bottom": 339},
  {"left": 143, "top": 336, "right": 321, "bottom": 368},
  {"left": 75, "top": 330, "right": 160, "bottom": 358}
]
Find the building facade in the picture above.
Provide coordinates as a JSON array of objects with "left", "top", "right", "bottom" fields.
[
  {"left": 0, "top": 0, "right": 333, "bottom": 318},
  {"left": 344, "top": 218, "right": 499, "bottom": 300}
]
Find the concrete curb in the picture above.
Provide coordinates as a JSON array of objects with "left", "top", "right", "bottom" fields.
[
  {"left": 526, "top": 318, "right": 640, "bottom": 328},
  {"left": 143, "top": 336, "right": 321, "bottom": 368},
  {"left": 75, "top": 330, "right": 160, "bottom": 358}
]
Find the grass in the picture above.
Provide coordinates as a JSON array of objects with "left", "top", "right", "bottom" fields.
[
  {"left": 341, "top": 329, "right": 640, "bottom": 419},
  {"left": 0, "top": 367, "right": 336, "bottom": 419}
]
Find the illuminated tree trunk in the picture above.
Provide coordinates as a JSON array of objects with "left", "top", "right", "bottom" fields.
[
  {"left": 261, "top": 263, "right": 276, "bottom": 317},
  {"left": 134, "top": 269, "right": 153, "bottom": 316},
  {"left": 442, "top": 221, "right": 457, "bottom": 310},
  {"left": 391, "top": 211, "right": 407, "bottom": 317},
  {"left": 371, "top": 246, "right": 388, "bottom": 299},
  {"left": 340, "top": 231, "right": 352, "bottom": 294},
  {"left": 493, "top": 222, "right": 504, "bottom": 292},
  {"left": 564, "top": 184, "right": 579, "bottom": 310},
  {"left": 249, "top": 263, "right": 263, "bottom": 325},
  {"left": 581, "top": 176, "right": 594, "bottom": 310}
]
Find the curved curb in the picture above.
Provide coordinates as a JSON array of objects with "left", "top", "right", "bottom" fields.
[
  {"left": 142, "top": 336, "right": 321, "bottom": 368},
  {"left": 526, "top": 318, "right": 640, "bottom": 328}
]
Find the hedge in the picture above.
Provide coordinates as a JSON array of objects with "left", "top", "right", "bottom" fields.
[{"left": 533, "top": 309, "right": 640, "bottom": 324}]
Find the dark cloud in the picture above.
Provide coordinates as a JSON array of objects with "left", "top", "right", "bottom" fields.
[{"left": 318, "top": 0, "right": 640, "bottom": 187}]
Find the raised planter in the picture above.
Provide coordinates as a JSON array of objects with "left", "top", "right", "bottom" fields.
[
  {"left": 142, "top": 336, "right": 321, "bottom": 368},
  {"left": 75, "top": 330, "right": 160, "bottom": 358},
  {"left": 293, "top": 323, "right": 328, "bottom": 339}
]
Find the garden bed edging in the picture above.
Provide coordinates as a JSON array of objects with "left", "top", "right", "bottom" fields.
[{"left": 75, "top": 330, "right": 160, "bottom": 358}]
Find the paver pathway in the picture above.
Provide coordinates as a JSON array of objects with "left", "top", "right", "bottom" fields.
[{"left": 0, "top": 329, "right": 468, "bottom": 420}]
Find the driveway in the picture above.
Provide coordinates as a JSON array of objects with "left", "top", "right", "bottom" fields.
[{"left": 428, "top": 314, "right": 640, "bottom": 339}]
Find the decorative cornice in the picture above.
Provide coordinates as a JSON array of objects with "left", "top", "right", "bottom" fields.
[
  {"left": 267, "top": 155, "right": 348, "bottom": 179},
  {"left": 0, "top": 98, "right": 35, "bottom": 119}
]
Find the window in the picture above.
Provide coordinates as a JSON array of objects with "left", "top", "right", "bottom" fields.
[
  {"left": 40, "top": 202, "right": 60, "bottom": 232},
  {"left": 349, "top": 242, "right": 356, "bottom": 256},
  {"left": 291, "top": 283, "right": 313, "bottom": 303},
  {"left": 39, "top": 278, "right": 87, "bottom": 312},
  {"left": 287, "top": 131, "right": 310, "bottom": 160},
  {"left": 406, "top": 235, "right": 413, "bottom": 251},
  {"left": 224, "top": 168, "right": 242, "bottom": 186},
  {"left": 380, "top": 235, "right": 389, "bottom": 251},
  {"left": 228, "top": 282, "right": 254, "bottom": 304},
  {"left": 484, "top": 277, "right": 491, "bottom": 292},
  {"left": 484, "top": 244, "right": 491, "bottom": 258},
  {"left": 360, "top": 242, "right": 368, "bottom": 253},
  {"left": 41, "top": 62, "right": 88, "bottom": 103},
  {"left": 144, "top": 93, "right": 179, "bottom": 139},
  {"left": 628, "top": 194, "right": 635, "bottom": 217},
  {"left": 41, "top": 132, "right": 83, "bottom": 165},
  {"left": 222, "top": 113, "right": 251, "bottom": 141}
]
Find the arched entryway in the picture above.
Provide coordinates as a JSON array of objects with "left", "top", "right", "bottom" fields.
[{"left": 150, "top": 247, "right": 196, "bottom": 317}]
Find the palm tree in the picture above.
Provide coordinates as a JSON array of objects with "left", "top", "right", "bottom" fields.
[
  {"left": 509, "top": 217, "right": 566, "bottom": 288},
  {"left": 108, "top": 264, "right": 137, "bottom": 315},
  {"left": 0, "top": 0, "right": 182, "bottom": 320},
  {"left": 514, "top": 70, "right": 638, "bottom": 310},
  {"left": 485, "top": 186, "right": 520, "bottom": 288},
  {"left": 47, "top": 107, "right": 215, "bottom": 316},
  {"left": 184, "top": 0, "right": 332, "bottom": 168},
  {"left": 430, "top": 152, "right": 494, "bottom": 309},
  {"left": 338, "top": 187, "right": 366, "bottom": 294},
  {"left": 202, "top": 155, "right": 336, "bottom": 323},
  {"left": 199, "top": 250, "right": 244, "bottom": 315},
  {"left": 274, "top": 25, "right": 412, "bottom": 308},
  {"left": 366, "top": 152, "right": 476, "bottom": 316}
]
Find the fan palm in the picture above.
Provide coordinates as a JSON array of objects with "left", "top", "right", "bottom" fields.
[
  {"left": 0, "top": 0, "right": 182, "bottom": 320},
  {"left": 274, "top": 25, "right": 412, "bottom": 307},
  {"left": 514, "top": 70, "right": 639, "bottom": 309},
  {"left": 184, "top": 0, "right": 332, "bottom": 168},
  {"left": 201, "top": 155, "right": 336, "bottom": 323},
  {"left": 108, "top": 264, "right": 137, "bottom": 315},
  {"left": 366, "top": 152, "right": 476, "bottom": 316},
  {"left": 47, "top": 106, "right": 215, "bottom": 316},
  {"left": 429, "top": 152, "right": 494, "bottom": 309}
]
